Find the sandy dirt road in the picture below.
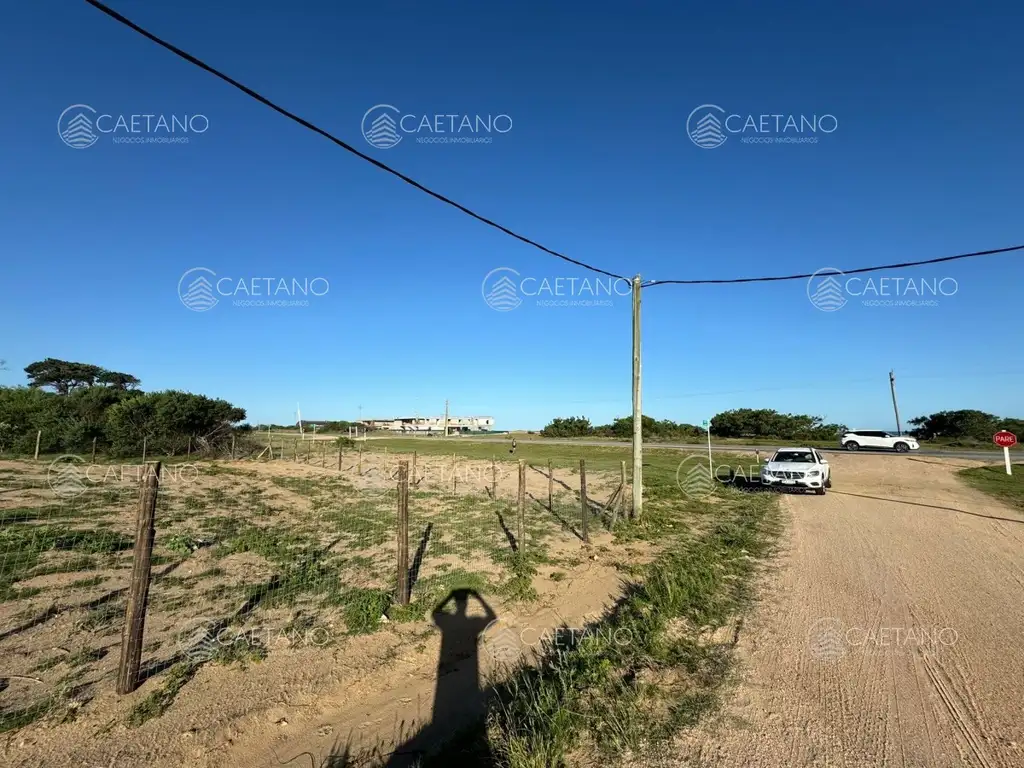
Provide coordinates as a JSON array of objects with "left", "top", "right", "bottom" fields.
[{"left": 674, "top": 454, "right": 1024, "bottom": 767}]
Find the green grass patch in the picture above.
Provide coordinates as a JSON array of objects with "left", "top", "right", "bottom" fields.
[
  {"left": 126, "top": 662, "right": 199, "bottom": 727},
  {"left": 958, "top": 464, "right": 1024, "bottom": 512},
  {"left": 426, "top": 485, "right": 781, "bottom": 767}
]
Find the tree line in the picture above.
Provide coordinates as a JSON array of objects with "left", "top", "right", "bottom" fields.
[
  {"left": 0, "top": 358, "right": 247, "bottom": 457},
  {"left": 541, "top": 411, "right": 842, "bottom": 441},
  {"left": 542, "top": 408, "right": 1022, "bottom": 443}
]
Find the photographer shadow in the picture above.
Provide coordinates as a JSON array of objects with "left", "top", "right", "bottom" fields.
[{"left": 381, "top": 588, "right": 498, "bottom": 767}]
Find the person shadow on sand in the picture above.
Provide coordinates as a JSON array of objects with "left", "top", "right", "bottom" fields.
[{"left": 382, "top": 588, "right": 498, "bottom": 767}]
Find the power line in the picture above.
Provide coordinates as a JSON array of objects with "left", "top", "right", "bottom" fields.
[
  {"left": 643, "top": 243, "right": 1024, "bottom": 287},
  {"left": 84, "top": 1, "right": 1021, "bottom": 291},
  {"left": 83, "top": 0, "right": 629, "bottom": 282}
]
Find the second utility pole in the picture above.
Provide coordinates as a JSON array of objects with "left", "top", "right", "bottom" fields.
[
  {"left": 632, "top": 275, "right": 643, "bottom": 520},
  {"left": 889, "top": 369, "right": 903, "bottom": 436}
]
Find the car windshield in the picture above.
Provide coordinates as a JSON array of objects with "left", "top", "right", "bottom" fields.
[{"left": 773, "top": 451, "right": 813, "bottom": 463}]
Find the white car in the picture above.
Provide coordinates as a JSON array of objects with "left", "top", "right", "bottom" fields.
[
  {"left": 761, "top": 447, "right": 831, "bottom": 495},
  {"left": 840, "top": 430, "right": 919, "bottom": 453}
]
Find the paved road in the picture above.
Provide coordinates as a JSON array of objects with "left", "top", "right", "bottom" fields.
[{"left": 360, "top": 434, "right": 1006, "bottom": 463}]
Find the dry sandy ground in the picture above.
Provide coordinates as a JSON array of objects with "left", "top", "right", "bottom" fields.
[
  {"left": 667, "top": 453, "right": 1024, "bottom": 767},
  {"left": 0, "top": 454, "right": 636, "bottom": 768}
]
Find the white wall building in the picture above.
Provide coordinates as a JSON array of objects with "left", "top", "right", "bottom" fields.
[{"left": 361, "top": 416, "right": 495, "bottom": 433}]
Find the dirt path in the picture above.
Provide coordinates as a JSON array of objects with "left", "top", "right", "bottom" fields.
[{"left": 674, "top": 454, "right": 1024, "bottom": 767}]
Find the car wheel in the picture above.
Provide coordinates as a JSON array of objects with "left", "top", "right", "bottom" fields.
[
  {"left": 824, "top": 476, "right": 832, "bottom": 488},
  {"left": 894, "top": 442, "right": 910, "bottom": 453},
  {"left": 815, "top": 486, "right": 826, "bottom": 495},
  {"left": 845, "top": 441, "right": 859, "bottom": 452}
]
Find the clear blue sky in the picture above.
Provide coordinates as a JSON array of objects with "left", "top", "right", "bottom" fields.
[{"left": 2, "top": 0, "right": 1022, "bottom": 430}]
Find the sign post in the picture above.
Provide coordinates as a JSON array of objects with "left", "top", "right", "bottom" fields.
[
  {"left": 703, "top": 420, "right": 712, "bottom": 479},
  {"left": 993, "top": 431, "right": 1017, "bottom": 475}
]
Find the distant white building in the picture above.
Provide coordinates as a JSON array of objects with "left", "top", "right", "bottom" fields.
[{"left": 361, "top": 416, "right": 495, "bottom": 434}]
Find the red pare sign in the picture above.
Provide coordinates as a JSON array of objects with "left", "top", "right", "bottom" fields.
[{"left": 993, "top": 431, "right": 1017, "bottom": 448}]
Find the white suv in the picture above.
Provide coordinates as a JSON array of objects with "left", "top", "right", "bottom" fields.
[
  {"left": 760, "top": 448, "right": 831, "bottom": 495},
  {"left": 840, "top": 430, "right": 919, "bottom": 453}
]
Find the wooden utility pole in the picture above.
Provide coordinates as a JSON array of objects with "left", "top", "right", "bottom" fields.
[
  {"left": 889, "top": 369, "right": 903, "bottom": 436},
  {"left": 631, "top": 275, "right": 643, "bottom": 519},
  {"left": 517, "top": 460, "right": 526, "bottom": 552},
  {"left": 34, "top": 430, "right": 41, "bottom": 461},
  {"left": 443, "top": 399, "right": 449, "bottom": 438},
  {"left": 579, "top": 459, "right": 589, "bottom": 543},
  {"left": 116, "top": 462, "right": 161, "bottom": 694},
  {"left": 396, "top": 461, "right": 410, "bottom": 605}
]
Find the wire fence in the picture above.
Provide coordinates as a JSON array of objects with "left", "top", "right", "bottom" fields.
[{"left": 0, "top": 435, "right": 629, "bottom": 730}]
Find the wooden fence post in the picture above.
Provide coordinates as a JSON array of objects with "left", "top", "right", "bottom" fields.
[
  {"left": 613, "top": 460, "right": 626, "bottom": 527},
  {"left": 384, "top": 447, "right": 388, "bottom": 475},
  {"left": 396, "top": 461, "right": 410, "bottom": 605},
  {"left": 411, "top": 451, "right": 417, "bottom": 485},
  {"left": 321, "top": 442, "right": 326, "bottom": 468},
  {"left": 517, "top": 460, "right": 526, "bottom": 553},
  {"left": 491, "top": 456, "right": 497, "bottom": 499},
  {"left": 547, "top": 459, "right": 553, "bottom": 510},
  {"left": 230, "top": 434, "right": 236, "bottom": 460},
  {"left": 116, "top": 462, "right": 161, "bottom": 694},
  {"left": 306, "top": 441, "right": 311, "bottom": 463},
  {"left": 34, "top": 430, "right": 41, "bottom": 461},
  {"left": 580, "top": 459, "right": 589, "bottom": 544},
  {"left": 358, "top": 445, "right": 363, "bottom": 475},
  {"left": 338, "top": 444, "right": 343, "bottom": 471},
  {"left": 187, "top": 436, "right": 192, "bottom": 458},
  {"left": 91, "top": 437, "right": 97, "bottom": 463},
  {"left": 141, "top": 436, "right": 147, "bottom": 464}
]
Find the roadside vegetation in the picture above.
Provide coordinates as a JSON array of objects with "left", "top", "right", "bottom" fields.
[{"left": 958, "top": 463, "right": 1024, "bottom": 512}]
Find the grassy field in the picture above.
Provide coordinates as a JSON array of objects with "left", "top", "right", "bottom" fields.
[
  {"left": 1, "top": 438, "right": 781, "bottom": 766},
  {"left": 958, "top": 463, "right": 1024, "bottom": 511}
]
